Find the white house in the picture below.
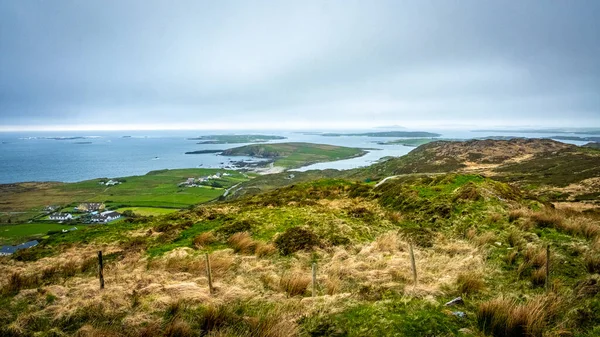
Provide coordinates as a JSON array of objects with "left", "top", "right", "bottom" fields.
[
  {"left": 49, "top": 213, "right": 73, "bottom": 221},
  {"left": 101, "top": 211, "right": 121, "bottom": 222},
  {"left": 91, "top": 211, "right": 121, "bottom": 223}
]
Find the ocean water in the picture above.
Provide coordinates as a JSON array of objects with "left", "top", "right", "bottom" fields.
[{"left": 0, "top": 129, "right": 591, "bottom": 184}]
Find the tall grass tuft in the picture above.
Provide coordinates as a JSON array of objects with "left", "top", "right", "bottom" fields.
[
  {"left": 280, "top": 273, "right": 310, "bottom": 297},
  {"left": 584, "top": 252, "right": 600, "bottom": 274},
  {"left": 456, "top": 272, "right": 485, "bottom": 295},
  {"left": 228, "top": 232, "right": 257, "bottom": 254},
  {"left": 255, "top": 242, "right": 277, "bottom": 257},
  {"left": 193, "top": 232, "right": 215, "bottom": 248},
  {"left": 530, "top": 268, "right": 547, "bottom": 287},
  {"left": 2, "top": 272, "right": 39, "bottom": 294},
  {"left": 529, "top": 211, "right": 564, "bottom": 228},
  {"left": 163, "top": 319, "right": 194, "bottom": 337},
  {"left": 477, "top": 295, "right": 560, "bottom": 337}
]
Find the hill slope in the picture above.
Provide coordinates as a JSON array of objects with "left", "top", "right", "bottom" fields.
[
  {"left": 1, "top": 139, "right": 600, "bottom": 336},
  {"left": 1, "top": 172, "right": 600, "bottom": 336}
]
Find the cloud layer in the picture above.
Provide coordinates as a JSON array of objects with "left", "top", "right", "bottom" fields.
[{"left": 1, "top": 1, "right": 599, "bottom": 130}]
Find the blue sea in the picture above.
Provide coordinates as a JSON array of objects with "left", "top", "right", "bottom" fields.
[{"left": 0, "top": 129, "right": 591, "bottom": 184}]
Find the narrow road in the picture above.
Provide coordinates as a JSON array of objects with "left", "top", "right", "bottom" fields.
[
  {"left": 223, "top": 183, "right": 241, "bottom": 197},
  {"left": 374, "top": 172, "right": 445, "bottom": 187}
]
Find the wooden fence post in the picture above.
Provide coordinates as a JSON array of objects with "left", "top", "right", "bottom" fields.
[
  {"left": 312, "top": 262, "right": 317, "bottom": 297},
  {"left": 545, "top": 244, "right": 550, "bottom": 292},
  {"left": 205, "top": 253, "right": 214, "bottom": 295},
  {"left": 409, "top": 243, "right": 417, "bottom": 287},
  {"left": 98, "top": 250, "right": 104, "bottom": 289}
]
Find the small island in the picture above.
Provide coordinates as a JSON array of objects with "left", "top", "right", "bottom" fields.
[
  {"left": 321, "top": 131, "right": 441, "bottom": 137},
  {"left": 221, "top": 142, "right": 368, "bottom": 169},
  {"left": 377, "top": 138, "right": 440, "bottom": 147},
  {"left": 184, "top": 149, "right": 225, "bottom": 154},
  {"left": 187, "top": 134, "right": 286, "bottom": 144}
]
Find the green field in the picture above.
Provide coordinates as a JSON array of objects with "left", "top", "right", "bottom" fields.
[
  {"left": 114, "top": 207, "right": 180, "bottom": 216},
  {"left": 58, "top": 168, "right": 248, "bottom": 208},
  {"left": 0, "top": 168, "right": 250, "bottom": 225},
  {"left": 221, "top": 142, "right": 367, "bottom": 169},
  {"left": 0, "top": 223, "right": 73, "bottom": 245}
]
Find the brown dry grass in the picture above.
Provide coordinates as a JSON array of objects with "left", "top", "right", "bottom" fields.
[
  {"left": 255, "top": 242, "right": 277, "bottom": 258},
  {"left": 477, "top": 295, "right": 561, "bottom": 337},
  {"left": 0, "top": 230, "right": 487, "bottom": 336},
  {"left": 279, "top": 273, "right": 310, "bottom": 297},
  {"left": 193, "top": 232, "right": 216, "bottom": 248},
  {"left": 228, "top": 232, "right": 257, "bottom": 254},
  {"left": 456, "top": 271, "right": 486, "bottom": 295},
  {"left": 474, "top": 231, "right": 497, "bottom": 247}
]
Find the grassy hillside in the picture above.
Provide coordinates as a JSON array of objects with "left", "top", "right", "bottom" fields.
[
  {"left": 221, "top": 142, "right": 367, "bottom": 169},
  {"left": 1, "top": 172, "right": 599, "bottom": 336},
  {"left": 1, "top": 139, "right": 599, "bottom": 336}
]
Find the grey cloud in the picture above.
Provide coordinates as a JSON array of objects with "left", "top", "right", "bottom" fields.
[{"left": 0, "top": 0, "right": 598, "bottom": 128}]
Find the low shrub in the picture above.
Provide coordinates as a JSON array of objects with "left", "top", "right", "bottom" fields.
[
  {"left": 217, "top": 220, "right": 254, "bottom": 237},
  {"left": 274, "top": 227, "right": 320, "bottom": 256},
  {"left": 400, "top": 227, "right": 434, "bottom": 248},
  {"left": 453, "top": 182, "right": 482, "bottom": 201}
]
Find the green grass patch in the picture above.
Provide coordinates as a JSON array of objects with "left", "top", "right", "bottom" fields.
[
  {"left": 115, "top": 207, "right": 179, "bottom": 216},
  {"left": 301, "top": 298, "right": 467, "bottom": 336},
  {"left": 0, "top": 223, "right": 74, "bottom": 245},
  {"left": 222, "top": 142, "right": 367, "bottom": 169}
]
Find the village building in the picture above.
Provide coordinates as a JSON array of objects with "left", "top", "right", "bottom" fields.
[
  {"left": 101, "top": 211, "right": 121, "bottom": 221},
  {"left": 76, "top": 202, "right": 105, "bottom": 212},
  {"left": 49, "top": 213, "right": 73, "bottom": 221},
  {"left": 91, "top": 211, "right": 121, "bottom": 223}
]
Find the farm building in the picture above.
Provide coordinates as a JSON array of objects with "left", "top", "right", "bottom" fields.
[{"left": 49, "top": 213, "right": 73, "bottom": 221}]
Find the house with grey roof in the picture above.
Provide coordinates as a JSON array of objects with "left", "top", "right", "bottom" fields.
[{"left": 0, "top": 240, "right": 39, "bottom": 256}]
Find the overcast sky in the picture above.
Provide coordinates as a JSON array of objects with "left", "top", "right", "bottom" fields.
[{"left": 0, "top": 1, "right": 599, "bottom": 130}]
